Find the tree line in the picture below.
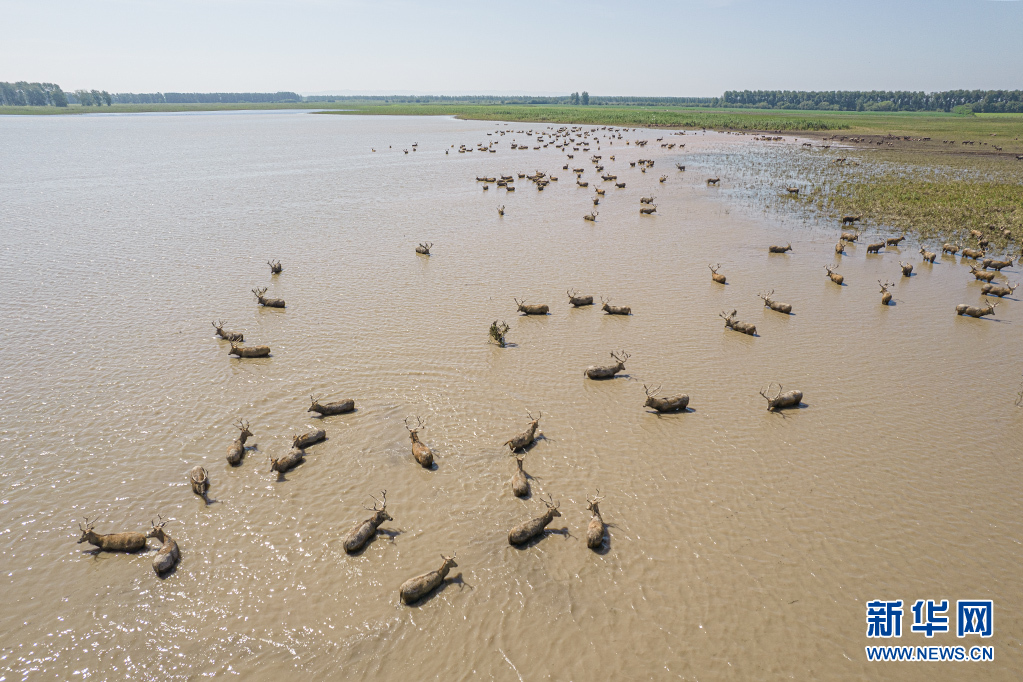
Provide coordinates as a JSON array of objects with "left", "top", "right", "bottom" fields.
[
  {"left": 0, "top": 82, "right": 67, "bottom": 107},
  {"left": 720, "top": 90, "right": 1023, "bottom": 113}
]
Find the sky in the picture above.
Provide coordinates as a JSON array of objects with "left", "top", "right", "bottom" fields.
[{"left": 4, "top": 0, "right": 1022, "bottom": 96}]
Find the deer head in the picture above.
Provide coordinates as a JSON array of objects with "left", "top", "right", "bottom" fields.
[
  {"left": 709, "top": 263, "right": 721, "bottom": 274},
  {"left": 611, "top": 350, "right": 630, "bottom": 368},
  {"left": 525, "top": 410, "right": 541, "bottom": 428},
  {"left": 441, "top": 554, "right": 458, "bottom": 571},
  {"left": 404, "top": 415, "right": 425, "bottom": 441},
  {"left": 308, "top": 395, "right": 322, "bottom": 412},
  {"left": 364, "top": 490, "right": 393, "bottom": 522},
  {"left": 983, "top": 297, "right": 999, "bottom": 312},
  {"left": 234, "top": 419, "right": 252, "bottom": 440},
  {"left": 252, "top": 287, "right": 268, "bottom": 301},
  {"left": 541, "top": 493, "right": 562, "bottom": 518},
  {"left": 643, "top": 384, "right": 662, "bottom": 407},
  {"left": 758, "top": 290, "right": 775, "bottom": 303},
  {"left": 759, "top": 382, "right": 783, "bottom": 404},
  {"left": 146, "top": 515, "right": 168, "bottom": 539},
  {"left": 77, "top": 518, "right": 96, "bottom": 544},
  {"left": 586, "top": 490, "right": 605, "bottom": 518}
]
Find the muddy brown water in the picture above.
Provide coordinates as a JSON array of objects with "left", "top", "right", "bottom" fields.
[{"left": 1, "top": 112, "right": 1021, "bottom": 680}]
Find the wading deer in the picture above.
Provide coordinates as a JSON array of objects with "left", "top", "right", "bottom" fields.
[
  {"left": 585, "top": 492, "right": 606, "bottom": 549},
  {"left": 229, "top": 343, "right": 270, "bottom": 358},
  {"left": 511, "top": 455, "right": 530, "bottom": 497},
  {"left": 212, "top": 320, "right": 243, "bottom": 342},
  {"left": 969, "top": 265, "right": 996, "bottom": 282},
  {"left": 343, "top": 491, "right": 392, "bottom": 553},
  {"left": 514, "top": 298, "right": 549, "bottom": 315},
  {"left": 189, "top": 466, "right": 210, "bottom": 504},
  {"left": 270, "top": 447, "right": 304, "bottom": 475},
  {"left": 147, "top": 516, "right": 180, "bottom": 576},
  {"left": 639, "top": 206, "right": 657, "bottom": 215},
  {"left": 841, "top": 232, "right": 859, "bottom": 242},
  {"left": 77, "top": 519, "right": 147, "bottom": 553},
  {"left": 786, "top": 187, "right": 800, "bottom": 195},
  {"left": 600, "top": 297, "right": 631, "bottom": 315},
  {"left": 567, "top": 290, "right": 593, "bottom": 307},
  {"left": 643, "top": 384, "right": 689, "bottom": 412},
  {"left": 942, "top": 243, "right": 960, "bottom": 256},
  {"left": 308, "top": 395, "right": 355, "bottom": 416},
  {"left": 584, "top": 350, "right": 629, "bottom": 379},
  {"left": 758, "top": 290, "right": 792, "bottom": 314},
  {"left": 639, "top": 196, "right": 655, "bottom": 204},
  {"left": 508, "top": 494, "right": 561, "bottom": 546},
  {"left": 583, "top": 211, "right": 597, "bottom": 221},
  {"left": 879, "top": 280, "right": 894, "bottom": 305},
  {"left": 709, "top": 264, "right": 726, "bottom": 284},
  {"left": 504, "top": 411, "right": 541, "bottom": 452},
  {"left": 956, "top": 298, "right": 998, "bottom": 318},
  {"left": 920, "top": 247, "right": 936, "bottom": 263},
  {"left": 226, "top": 419, "right": 252, "bottom": 466},
  {"left": 399, "top": 555, "right": 458, "bottom": 604},
  {"left": 759, "top": 383, "right": 803, "bottom": 411},
  {"left": 676, "top": 163, "right": 686, "bottom": 171},
  {"left": 497, "top": 205, "right": 504, "bottom": 216},
  {"left": 769, "top": 243, "right": 792, "bottom": 254},
  {"left": 252, "top": 287, "right": 285, "bottom": 308},
  {"left": 720, "top": 310, "right": 756, "bottom": 336},
  {"left": 886, "top": 236, "right": 906, "bottom": 247},
  {"left": 293, "top": 429, "right": 326, "bottom": 449},
  {"left": 841, "top": 214, "right": 862, "bottom": 225},
  {"left": 835, "top": 239, "right": 847, "bottom": 255},
  {"left": 405, "top": 416, "right": 433, "bottom": 468},
  {"left": 961, "top": 248, "right": 985, "bottom": 260},
  {"left": 866, "top": 240, "right": 885, "bottom": 254},
  {"left": 615, "top": 182, "right": 626, "bottom": 188},
  {"left": 899, "top": 261, "right": 914, "bottom": 277},
  {"left": 707, "top": 178, "right": 720, "bottom": 185},
  {"left": 983, "top": 258, "right": 1013, "bottom": 271},
  {"left": 981, "top": 282, "right": 1018, "bottom": 297},
  {"left": 267, "top": 259, "right": 283, "bottom": 274},
  {"left": 416, "top": 242, "right": 433, "bottom": 255}
]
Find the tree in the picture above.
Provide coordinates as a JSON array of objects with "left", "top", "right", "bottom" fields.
[
  {"left": 570, "top": 92, "right": 579, "bottom": 105},
  {"left": 581, "top": 91, "right": 589, "bottom": 105}
]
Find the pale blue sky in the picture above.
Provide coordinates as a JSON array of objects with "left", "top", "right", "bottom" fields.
[{"left": 4, "top": 0, "right": 1021, "bottom": 95}]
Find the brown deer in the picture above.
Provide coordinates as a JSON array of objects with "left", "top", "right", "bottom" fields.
[
  {"left": 308, "top": 395, "right": 355, "bottom": 416},
  {"left": 585, "top": 492, "right": 606, "bottom": 549},
  {"left": 961, "top": 248, "right": 985, "bottom": 260},
  {"left": 769, "top": 243, "right": 792, "bottom": 254},
  {"left": 226, "top": 419, "right": 252, "bottom": 466},
  {"left": 758, "top": 290, "right": 792, "bottom": 314},
  {"left": 879, "top": 280, "right": 894, "bottom": 305},
  {"left": 659, "top": 175, "right": 667, "bottom": 183},
  {"left": 497, "top": 205, "right": 505, "bottom": 216},
  {"left": 405, "top": 416, "right": 433, "bottom": 468},
  {"left": 567, "top": 290, "right": 593, "bottom": 307},
  {"left": 643, "top": 384, "right": 689, "bottom": 413},
  {"left": 212, "top": 320, "right": 243, "bottom": 342},
  {"left": 584, "top": 350, "right": 629, "bottom": 379},
  {"left": 615, "top": 182, "right": 626, "bottom": 188},
  {"left": 709, "top": 264, "right": 726, "bottom": 284},
  {"left": 835, "top": 239, "right": 847, "bottom": 255},
  {"left": 707, "top": 178, "right": 720, "bottom": 185},
  {"left": 267, "top": 259, "right": 283, "bottom": 275},
  {"left": 969, "top": 265, "right": 996, "bottom": 282},
  {"left": 270, "top": 447, "right": 305, "bottom": 475},
  {"left": 343, "top": 491, "right": 393, "bottom": 553},
  {"left": 886, "top": 236, "right": 906, "bottom": 247},
  {"left": 514, "top": 298, "right": 549, "bottom": 315},
  {"left": 786, "top": 187, "right": 800, "bottom": 195},
  {"left": 77, "top": 518, "right": 147, "bottom": 553},
  {"left": 981, "top": 282, "right": 1018, "bottom": 297},
  {"left": 583, "top": 211, "right": 598, "bottom": 222},
  {"left": 504, "top": 411, "right": 541, "bottom": 452},
  {"left": 956, "top": 298, "right": 998, "bottom": 318},
  {"left": 759, "top": 383, "right": 803, "bottom": 411},
  {"left": 920, "top": 247, "right": 936, "bottom": 263},
  {"left": 899, "top": 261, "right": 914, "bottom": 277},
  {"left": 511, "top": 455, "right": 530, "bottom": 497},
  {"left": 840, "top": 232, "right": 859, "bottom": 242},
  {"left": 866, "top": 240, "right": 885, "bottom": 254},
  {"left": 600, "top": 297, "right": 631, "bottom": 315},
  {"left": 146, "top": 516, "right": 180, "bottom": 576},
  {"left": 942, "top": 242, "right": 960, "bottom": 255},
  {"left": 229, "top": 343, "right": 270, "bottom": 358},
  {"left": 983, "top": 258, "right": 1012, "bottom": 271},
  {"left": 189, "top": 466, "right": 210, "bottom": 504},
  {"left": 415, "top": 242, "right": 433, "bottom": 255},
  {"left": 293, "top": 429, "right": 326, "bottom": 449},
  {"left": 720, "top": 310, "right": 756, "bottom": 336},
  {"left": 594, "top": 187, "right": 606, "bottom": 196},
  {"left": 399, "top": 555, "right": 458, "bottom": 604},
  {"left": 640, "top": 206, "right": 657, "bottom": 215},
  {"left": 639, "top": 196, "right": 655, "bottom": 204},
  {"left": 577, "top": 180, "right": 589, "bottom": 188},
  {"left": 508, "top": 494, "right": 562, "bottom": 546},
  {"left": 252, "top": 287, "right": 285, "bottom": 308},
  {"left": 841, "top": 214, "right": 862, "bottom": 225}
]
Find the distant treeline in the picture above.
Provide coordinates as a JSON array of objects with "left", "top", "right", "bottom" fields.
[
  {"left": 108, "top": 92, "right": 301, "bottom": 104},
  {"left": 1, "top": 82, "right": 68, "bottom": 107},
  {"left": 303, "top": 93, "right": 718, "bottom": 106},
  {"left": 720, "top": 90, "right": 1023, "bottom": 113}
]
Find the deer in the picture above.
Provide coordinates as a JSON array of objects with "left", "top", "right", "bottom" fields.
[
  {"left": 226, "top": 419, "right": 252, "bottom": 466},
  {"left": 577, "top": 180, "right": 589, "bottom": 188},
  {"left": 146, "top": 516, "right": 180, "bottom": 576},
  {"left": 585, "top": 492, "right": 606, "bottom": 549},
  {"left": 961, "top": 248, "right": 985, "bottom": 260},
  {"left": 267, "top": 259, "right": 283, "bottom": 275},
  {"left": 659, "top": 175, "right": 667, "bottom": 183},
  {"left": 768, "top": 243, "right": 792, "bottom": 254},
  {"left": 399, "top": 555, "right": 458, "bottom": 604},
  {"left": 956, "top": 298, "right": 998, "bottom": 318},
  {"left": 709, "top": 264, "right": 726, "bottom": 284},
  {"left": 841, "top": 214, "right": 862, "bottom": 225},
  {"left": 835, "top": 239, "right": 847, "bottom": 255},
  {"left": 593, "top": 197, "right": 600, "bottom": 206},
  {"left": 308, "top": 395, "right": 355, "bottom": 416},
  {"left": 567, "top": 289, "right": 593, "bottom": 307},
  {"left": 879, "top": 280, "right": 894, "bottom": 305},
  {"left": 639, "top": 206, "right": 657, "bottom": 215},
  {"left": 981, "top": 282, "right": 1018, "bottom": 297},
  {"left": 415, "top": 242, "right": 433, "bottom": 255},
  {"left": 405, "top": 416, "right": 433, "bottom": 468},
  {"left": 643, "top": 384, "right": 689, "bottom": 413},
  {"left": 600, "top": 297, "right": 631, "bottom": 315},
  {"left": 706, "top": 178, "right": 720, "bottom": 185},
  {"left": 504, "top": 411, "right": 541, "bottom": 452},
  {"left": 899, "top": 261, "right": 914, "bottom": 277},
  {"left": 866, "top": 240, "right": 885, "bottom": 254},
  {"left": 942, "top": 242, "right": 960, "bottom": 255},
  {"left": 189, "top": 466, "right": 210, "bottom": 504},
  {"left": 639, "top": 196, "right": 655, "bottom": 204},
  {"left": 343, "top": 491, "right": 393, "bottom": 553},
  {"left": 886, "top": 235, "right": 906, "bottom": 247},
  {"left": 676, "top": 163, "right": 686, "bottom": 171},
  {"left": 786, "top": 187, "right": 800, "bottom": 195},
  {"left": 229, "top": 342, "right": 270, "bottom": 358},
  {"left": 720, "top": 310, "right": 756, "bottom": 336},
  {"left": 840, "top": 231, "right": 859, "bottom": 242},
  {"left": 293, "top": 429, "right": 326, "bottom": 449},
  {"left": 497, "top": 205, "right": 505, "bottom": 216},
  {"left": 77, "top": 518, "right": 147, "bottom": 553},
  {"left": 508, "top": 494, "right": 562, "bottom": 546},
  {"left": 759, "top": 383, "right": 803, "bottom": 411},
  {"left": 969, "top": 265, "right": 996, "bottom": 282},
  {"left": 270, "top": 447, "right": 305, "bottom": 475},
  {"left": 758, "top": 290, "right": 792, "bottom": 314},
  {"left": 982, "top": 258, "right": 1013, "bottom": 271},
  {"left": 583, "top": 211, "right": 598, "bottom": 221},
  {"left": 615, "top": 182, "right": 626, "bottom": 188},
  {"left": 252, "top": 287, "right": 285, "bottom": 308},
  {"left": 211, "top": 320, "right": 243, "bottom": 342},
  {"left": 515, "top": 298, "right": 549, "bottom": 315},
  {"left": 510, "top": 455, "right": 530, "bottom": 497},
  {"left": 920, "top": 247, "right": 937, "bottom": 263},
  {"left": 594, "top": 187, "right": 606, "bottom": 196},
  {"left": 584, "top": 350, "right": 629, "bottom": 379}
]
